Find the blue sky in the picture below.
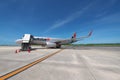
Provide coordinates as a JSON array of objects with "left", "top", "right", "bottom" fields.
[{"left": 0, "top": 0, "right": 120, "bottom": 45}]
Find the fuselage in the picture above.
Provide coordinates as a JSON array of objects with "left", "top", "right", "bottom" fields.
[{"left": 16, "top": 37, "right": 75, "bottom": 45}]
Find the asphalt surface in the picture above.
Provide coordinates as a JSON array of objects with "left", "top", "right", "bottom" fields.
[{"left": 0, "top": 46, "right": 120, "bottom": 80}]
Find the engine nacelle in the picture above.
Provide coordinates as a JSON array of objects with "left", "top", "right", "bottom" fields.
[{"left": 46, "top": 42, "right": 56, "bottom": 48}]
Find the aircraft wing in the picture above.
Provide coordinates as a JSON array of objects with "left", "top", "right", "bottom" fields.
[
  {"left": 52, "top": 31, "right": 93, "bottom": 44},
  {"left": 54, "top": 39, "right": 71, "bottom": 43},
  {"left": 76, "top": 30, "right": 93, "bottom": 41}
]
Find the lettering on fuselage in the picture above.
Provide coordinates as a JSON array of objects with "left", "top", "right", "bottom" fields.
[{"left": 33, "top": 38, "right": 48, "bottom": 41}]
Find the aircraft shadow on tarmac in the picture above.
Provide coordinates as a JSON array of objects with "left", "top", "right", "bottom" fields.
[
  {"left": 29, "top": 46, "right": 92, "bottom": 51},
  {"left": 63, "top": 46, "right": 92, "bottom": 50},
  {"left": 25, "top": 47, "right": 61, "bottom": 51}
]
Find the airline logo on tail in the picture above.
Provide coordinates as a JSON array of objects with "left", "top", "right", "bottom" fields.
[{"left": 72, "top": 32, "right": 76, "bottom": 39}]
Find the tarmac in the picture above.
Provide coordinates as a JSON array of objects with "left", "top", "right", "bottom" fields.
[{"left": 0, "top": 46, "right": 120, "bottom": 80}]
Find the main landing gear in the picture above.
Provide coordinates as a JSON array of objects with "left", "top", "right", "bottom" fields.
[{"left": 56, "top": 43, "right": 61, "bottom": 48}]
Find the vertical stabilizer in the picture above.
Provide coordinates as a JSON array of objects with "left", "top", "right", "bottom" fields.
[{"left": 71, "top": 32, "right": 76, "bottom": 39}]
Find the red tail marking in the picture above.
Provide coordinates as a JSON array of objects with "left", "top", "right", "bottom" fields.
[{"left": 73, "top": 32, "right": 76, "bottom": 38}]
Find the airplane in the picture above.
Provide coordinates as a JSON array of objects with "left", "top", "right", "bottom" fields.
[{"left": 16, "top": 31, "right": 93, "bottom": 51}]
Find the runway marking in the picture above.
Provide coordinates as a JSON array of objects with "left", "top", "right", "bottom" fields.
[{"left": 0, "top": 49, "right": 63, "bottom": 80}]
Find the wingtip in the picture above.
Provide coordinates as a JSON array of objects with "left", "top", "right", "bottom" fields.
[{"left": 88, "top": 30, "right": 93, "bottom": 37}]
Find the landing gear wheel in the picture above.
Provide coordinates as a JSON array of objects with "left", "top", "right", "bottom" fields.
[{"left": 56, "top": 44, "right": 61, "bottom": 48}]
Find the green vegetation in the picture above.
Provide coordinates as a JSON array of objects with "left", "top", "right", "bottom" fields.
[{"left": 65, "top": 43, "right": 120, "bottom": 47}]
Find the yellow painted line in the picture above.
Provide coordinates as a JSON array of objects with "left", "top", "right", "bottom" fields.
[{"left": 0, "top": 49, "right": 63, "bottom": 80}]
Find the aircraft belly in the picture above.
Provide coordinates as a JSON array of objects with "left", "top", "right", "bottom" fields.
[{"left": 61, "top": 40, "right": 71, "bottom": 44}]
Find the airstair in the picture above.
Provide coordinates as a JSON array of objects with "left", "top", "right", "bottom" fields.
[{"left": 21, "top": 34, "right": 33, "bottom": 51}]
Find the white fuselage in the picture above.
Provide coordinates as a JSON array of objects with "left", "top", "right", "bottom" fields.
[{"left": 16, "top": 35, "right": 75, "bottom": 46}]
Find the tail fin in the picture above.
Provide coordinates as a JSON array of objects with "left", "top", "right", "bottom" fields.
[{"left": 71, "top": 32, "right": 76, "bottom": 39}]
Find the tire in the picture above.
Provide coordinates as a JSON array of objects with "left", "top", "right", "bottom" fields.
[{"left": 56, "top": 44, "right": 61, "bottom": 48}]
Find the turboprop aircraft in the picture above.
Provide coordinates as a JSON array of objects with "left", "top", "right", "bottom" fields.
[{"left": 16, "top": 31, "right": 92, "bottom": 51}]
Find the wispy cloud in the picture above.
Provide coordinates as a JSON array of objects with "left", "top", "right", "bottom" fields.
[
  {"left": 95, "top": 13, "right": 120, "bottom": 24},
  {"left": 44, "top": 0, "right": 118, "bottom": 33},
  {"left": 80, "top": 12, "right": 120, "bottom": 31},
  {"left": 44, "top": 2, "right": 93, "bottom": 33}
]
